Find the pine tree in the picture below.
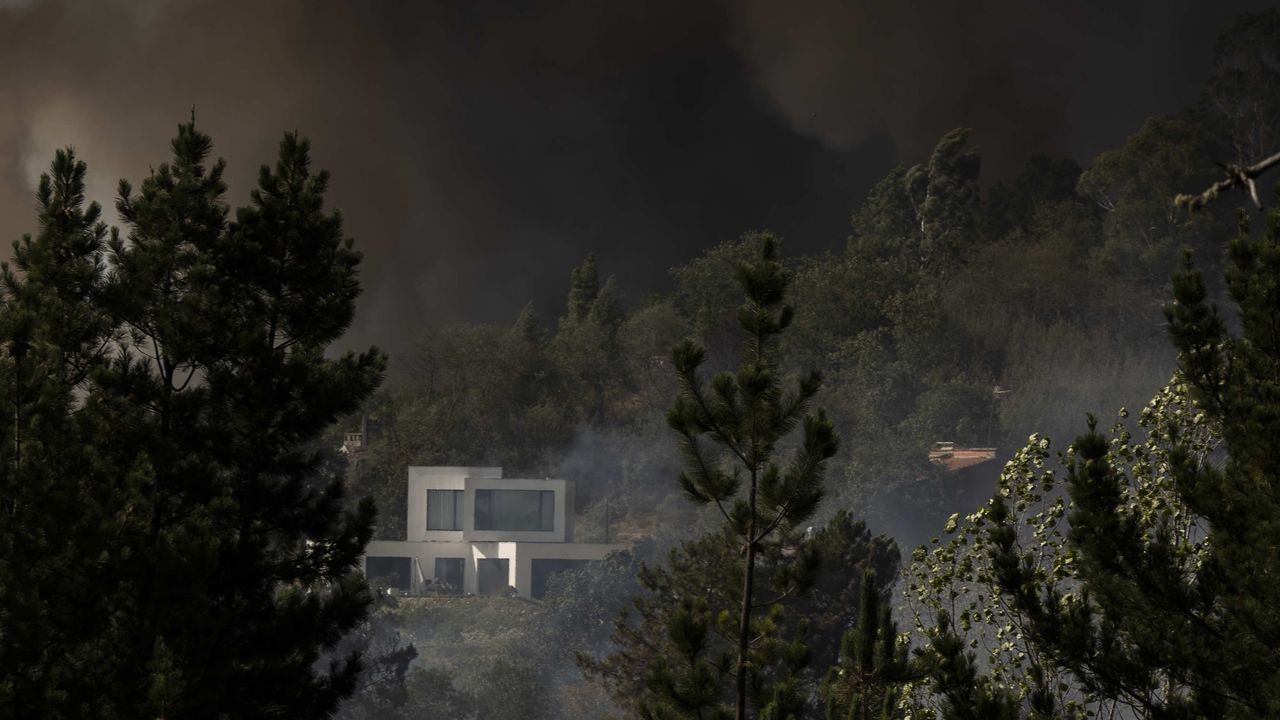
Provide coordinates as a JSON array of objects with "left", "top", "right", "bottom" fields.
[
  {"left": 0, "top": 121, "right": 384, "bottom": 718},
  {"left": 582, "top": 517, "right": 900, "bottom": 719},
  {"left": 589, "top": 275, "right": 624, "bottom": 332},
  {"left": 821, "top": 570, "right": 918, "bottom": 720},
  {"left": 924, "top": 614, "right": 1022, "bottom": 720},
  {"left": 512, "top": 301, "right": 544, "bottom": 345},
  {"left": 566, "top": 252, "right": 600, "bottom": 323},
  {"left": 641, "top": 596, "right": 734, "bottom": 720},
  {"left": 0, "top": 148, "right": 115, "bottom": 714},
  {"left": 667, "top": 233, "right": 838, "bottom": 720}
]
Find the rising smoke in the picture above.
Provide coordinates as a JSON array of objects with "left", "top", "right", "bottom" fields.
[{"left": 0, "top": 0, "right": 1269, "bottom": 360}]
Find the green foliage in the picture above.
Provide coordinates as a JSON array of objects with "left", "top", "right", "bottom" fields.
[
  {"left": 905, "top": 376, "right": 1215, "bottom": 718},
  {"left": 669, "top": 233, "right": 771, "bottom": 365},
  {"left": 801, "top": 512, "right": 902, "bottom": 671},
  {"left": 666, "top": 234, "right": 838, "bottom": 719},
  {"left": 337, "top": 12, "right": 1277, "bottom": 716},
  {"left": 590, "top": 275, "right": 626, "bottom": 332},
  {"left": 567, "top": 253, "right": 601, "bottom": 323},
  {"left": 784, "top": 129, "right": 1006, "bottom": 516},
  {"left": 583, "top": 517, "right": 899, "bottom": 720},
  {"left": 983, "top": 155, "right": 1083, "bottom": 240},
  {"left": 547, "top": 546, "right": 646, "bottom": 653},
  {"left": 476, "top": 659, "right": 553, "bottom": 720},
  {"left": 330, "top": 593, "right": 420, "bottom": 720},
  {"left": 909, "top": 190, "right": 1280, "bottom": 717},
  {"left": 821, "top": 570, "right": 919, "bottom": 720},
  {"left": 0, "top": 147, "right": 115, "bottom": 714},
  {"left": 923, "top": 614, "right": 1023, "bottom": 720},
  {"left": 0, "top": 122, "right": 382, "bottom": 718},
  {"left": 1079, "top": 112, "right": 1228, "bottom": 285},
  {"left": 1205, "top": 8, "right": 1280, "bottom": 167},
  {"left": 402, "top": 666, "right": 480, "bottom": 719},
  {"left": 904, "top": 128, "right": 982, "bottom": 267}
]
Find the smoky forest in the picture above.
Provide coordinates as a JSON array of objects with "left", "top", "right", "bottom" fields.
[{"left": 3, "top": 3, "right": 1280, "bottom": 720}]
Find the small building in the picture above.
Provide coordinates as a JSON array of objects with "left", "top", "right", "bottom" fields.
[
  {"left": 340, "top": 415, "right": 380, "bottom": 458},
  {"left": 341, "top": 431, "right": 364, "bottom": 454},
  {"left": 363, "top": 466, "right": 622, "bottom": 599}
]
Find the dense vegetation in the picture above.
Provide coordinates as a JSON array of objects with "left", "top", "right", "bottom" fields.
[
  {"left": 0, "top": 124, "right": 383, "bottom": 717},
  {"left": 348, "top": 7, "right": 1268, "bottom": 549},
  {"left": 335, "top": 8, "right": 1278, "bottom": 720},
  {"left": 0, "top": 7, "right": 1276, "bottom": 720}
]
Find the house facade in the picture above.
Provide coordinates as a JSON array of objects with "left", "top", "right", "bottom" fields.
[{"left": 363, "top": 466, "right": 621, "bottom": 598}]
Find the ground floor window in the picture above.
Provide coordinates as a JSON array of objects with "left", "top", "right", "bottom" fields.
[
  {"left": 365, "top": 556, "right": 412, "bottom": 590},
  {"left": 433, "top": 557, "right": 465, "bottom": 594}
]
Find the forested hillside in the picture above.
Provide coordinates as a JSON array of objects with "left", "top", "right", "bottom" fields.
[
  {"left": 331, "top": 12, "right": 1278, "bottom": 718},
  {"left": 5, "top": 4, "right": 1280, "bottom": 720},
  {"left": 344, "top": 13, "right": 1256, "bottom": 548}
]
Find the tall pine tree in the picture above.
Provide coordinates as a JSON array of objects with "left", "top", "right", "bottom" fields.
[
  {"left": 0, "top": 121, "right": 384, "bottom": 718},
  {"left": 667, "top": 234, "right": 838, "bottom": 720},
  {"left": 0, "top": 148, "right": 116, "bottom": 714}
]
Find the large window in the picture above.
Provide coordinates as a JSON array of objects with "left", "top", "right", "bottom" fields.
[
  {"left": 427, "top": 489, "right": 464, "bottom": 530},
  {"left": 433, "top": 558, "right": 464, "bottom": 594},
  {"left": 474, "top": 489, "right": 555, "bottom": 532}
]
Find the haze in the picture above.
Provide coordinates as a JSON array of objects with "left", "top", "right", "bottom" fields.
[{"left": 0, "top": 0, "right": 1270, "bottom": 360}]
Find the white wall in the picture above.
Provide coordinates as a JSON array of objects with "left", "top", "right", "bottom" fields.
[{"left": 368, "top": 466, "right": 617, "bottom": 597}]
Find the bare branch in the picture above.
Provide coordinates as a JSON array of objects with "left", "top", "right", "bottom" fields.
[{"left": 1176, "top": 149, "right": 1280, "bottom": 211}]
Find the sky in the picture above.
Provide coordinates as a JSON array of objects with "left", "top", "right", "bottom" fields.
[{"left": 0, "top": 0, "right": 1272, "bottom": 358}]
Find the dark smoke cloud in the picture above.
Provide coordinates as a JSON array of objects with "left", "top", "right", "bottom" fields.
[
  {"left": 0, "top": 0, "right": 1269, "bottom": 361},
  {"left": 725, "top": 0, "right": 1274, "bottom": 171}
]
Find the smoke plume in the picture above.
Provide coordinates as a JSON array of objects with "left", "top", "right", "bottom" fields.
[{"left": 0, "top": 0, "right": 1267, "bottom": 359}]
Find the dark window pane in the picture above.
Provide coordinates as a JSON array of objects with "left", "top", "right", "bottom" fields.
[
  {"left": 427, "top": 490, "right": 463, "bottom": 530},
  {"left": 474, "top": 489, "right": 557, "bottom": 531},
  {"left": 475, "top": 489, "right": 491, "bottom": 529},
  {"left": 366, "top": 556, "right": 411, "bottom": 590},
  {"left": 540, "top": 491, "right": 555, "bottom": 532},
  {"left": 433, "top": 557, "right": 464, "bottom": 594}
]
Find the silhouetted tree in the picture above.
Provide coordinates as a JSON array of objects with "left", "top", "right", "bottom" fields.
[
  {"left": 0, "top": 148, "right": 115, "bottom": 714},
  {"left": 0, "top": 121, "right": 384, "bottom": 718},
  {"left": 665, "top": 234, "right": 838, "bottom": 720},
  {"left": 567, "top": 252, "right": 601, "bottom": 323}
]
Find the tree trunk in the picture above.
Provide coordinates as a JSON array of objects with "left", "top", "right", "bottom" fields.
[{"left": 736, "top": 469, "right": 758, "bottom": 720}]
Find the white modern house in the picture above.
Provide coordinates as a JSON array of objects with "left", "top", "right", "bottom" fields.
[{"left": 363, "top": 466, "right": 622, "bottom": 599}]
